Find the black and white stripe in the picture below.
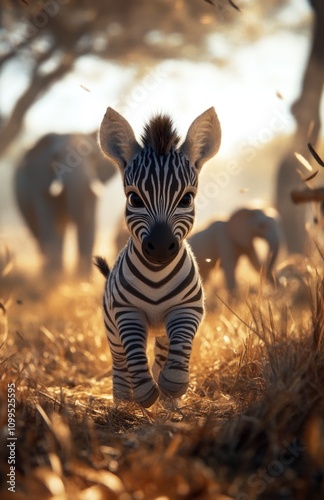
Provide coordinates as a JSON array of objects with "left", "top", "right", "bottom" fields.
[{"left": 97, "top": 107, "right": 221, "bottom": 407}]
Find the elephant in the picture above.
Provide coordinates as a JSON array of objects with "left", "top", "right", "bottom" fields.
[
  {"left": 14, "top": 132, "right": 116, "bottom": 277},
  {"left": 188, "top": 208, "right": 281, "bottom": 293}
]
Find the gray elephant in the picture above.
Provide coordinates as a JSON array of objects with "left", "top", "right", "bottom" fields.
[
  {"left": 188, "top": 208, "right": 281, "bottom": 293},
  {"left": 14, "top": 132, "right": 116, "bottom": 277}
]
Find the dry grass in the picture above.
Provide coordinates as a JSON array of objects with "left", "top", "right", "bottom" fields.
[{"left": 0, "top": 252, "right": 324, "bottom": 499}]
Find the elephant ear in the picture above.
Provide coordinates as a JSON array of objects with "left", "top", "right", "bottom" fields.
[
  {"left": 99, "top": 107, "right": 141, "bottom": 172},
  {"left": 180, "top": 107, "right": 222, "bottom": 171}
]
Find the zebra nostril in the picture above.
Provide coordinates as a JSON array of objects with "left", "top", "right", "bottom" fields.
[{"left": 142, "top": 224, "right": 179, "bottom": 263}]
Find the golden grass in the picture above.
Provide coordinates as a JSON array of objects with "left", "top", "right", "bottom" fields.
[{"left": 0, "top": 254, "right": 324, "bottom": 499}]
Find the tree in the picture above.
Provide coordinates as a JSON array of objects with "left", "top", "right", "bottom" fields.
[
  {"left": 275, "top": 0, "right": 324, "bottom": 253},
  {"left": 0, "top": 0, "right": 241, "bottom": 155}
]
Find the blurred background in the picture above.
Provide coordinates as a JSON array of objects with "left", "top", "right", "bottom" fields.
[{"left": 0, "top": 0, "right": 323, "bottom": 274}]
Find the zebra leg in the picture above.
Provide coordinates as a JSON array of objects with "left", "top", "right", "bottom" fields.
[
  {"left": 116, "top": 312, "right": 160, "bottom": 408},
  {"left": 152, "top": 335, "right": 169, "bottom": 382},
  {"left": 158, "top": 310, "right": 202, "bottom": 398},
  {"left": 108, "top": 335, "right": 133, "bottom": 402}
]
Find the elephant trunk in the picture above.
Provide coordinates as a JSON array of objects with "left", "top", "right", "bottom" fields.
[{"left": 264, "top": 223, "right": 280, "bottom": 282}]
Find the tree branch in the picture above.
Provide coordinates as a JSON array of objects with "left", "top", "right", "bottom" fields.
[
  {"left": 291, "top": 187, "right": 324, "bottom": 204},
  {"left": 0, "top": 54, "right": 74, "bottom": 156}
]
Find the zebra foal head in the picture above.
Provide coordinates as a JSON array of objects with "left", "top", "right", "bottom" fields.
[{"left": 99, "top": 107, "right": 221, "bottom": 265}]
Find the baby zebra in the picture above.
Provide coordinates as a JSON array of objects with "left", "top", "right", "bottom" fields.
[{"left": 95, "top": 107, "right": 221, "bottom": 407}]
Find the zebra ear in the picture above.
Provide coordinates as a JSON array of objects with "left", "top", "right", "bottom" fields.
[
  {"left": 99, "top": 107, "right": 141, "bottom": 171},
  {"left": 180, "top": 107, "right": 221, "bottom": 171}
]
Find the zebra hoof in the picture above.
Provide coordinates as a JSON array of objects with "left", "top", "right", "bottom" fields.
[
  {"left": 158, "top": 373, "right": 189, "bottom": 398},
  {"left": 113, "top": 390, "right": 133, "bottom": 403},
  {"left": 136, "top": 386, "right": 160, "bottom": 408}
]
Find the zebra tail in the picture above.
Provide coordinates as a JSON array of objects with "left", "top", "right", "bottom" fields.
[{"left": 93, "top": 255, "right": 110, "bottom": 278}]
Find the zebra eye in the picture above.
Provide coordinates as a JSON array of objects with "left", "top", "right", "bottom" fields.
[
  {"left": 178, "top": 192, "right": 194, "bottom": 208},
  {"left": 127, "top": 191, "right": 145, "bottom": 208}
]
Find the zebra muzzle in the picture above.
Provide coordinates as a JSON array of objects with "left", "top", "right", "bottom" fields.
[{"left": 142, "top": 223, "right": 179, "bottom": 264}]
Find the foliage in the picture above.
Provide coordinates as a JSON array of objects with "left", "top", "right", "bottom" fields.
[
  {"left": 0, "top": 0, "right": 297, "bottom": 155},
  {"left": 0, "top": 0, "right": 238, "bottom": 155},
  {"left": 1, "top": 255, "right": 324, "bottom": 499}
]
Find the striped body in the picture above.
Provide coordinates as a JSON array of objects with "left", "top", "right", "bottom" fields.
[
  {"left": 98, "top": 107, "right": 221, "bottom": 407},
  {"left": 103, "top": 239, "right": 204, "bottom": 406},
  {"left": 105, "top": 240, "right": 203, "bottom": 333}
]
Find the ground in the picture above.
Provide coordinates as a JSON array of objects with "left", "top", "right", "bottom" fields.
[{"left": 0, "top": 252, "right": 324, "bottom": 500}]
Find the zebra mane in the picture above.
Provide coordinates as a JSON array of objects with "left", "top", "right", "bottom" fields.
[{"left": 141, "top": 114, "right": 181, "bottom": 156}]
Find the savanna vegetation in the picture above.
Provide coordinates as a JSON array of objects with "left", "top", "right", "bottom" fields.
[
  {"left": 1, "top": 2, "right": 324, "bottom": 499},
  {"left": 1, "top": 245, "right": 324, "bottom": 500}
]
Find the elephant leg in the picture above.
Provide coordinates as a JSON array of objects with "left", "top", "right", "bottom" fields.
[
  {"left": 247, "top": 244, "right": 274, "bottom": 284},
  {"left": 76, "top": 215, "right": 95, "bottom": 277},
  {"left": 223, "top": 263, "right": 236, "bottom": 294},
  {"left": 219, "top": 246, "right": 238, "bottom": 294},
  {"left": 14, "top": 168, "right": 65, "bottom": 274},
  {"left": 34, "top": 196, "right": 65, "bottom": 274},
  {"left": 14, "top": 169, "right": 40, "bottom": 241},
  {"left": 248, "top": 244, "right": 262, "bottom": 274},
  {"left": 15, "top": 198, "right": 38, "bottom": 241},
  {"left": 74, "top": 196, "right": 96, "bottom": 278}
]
